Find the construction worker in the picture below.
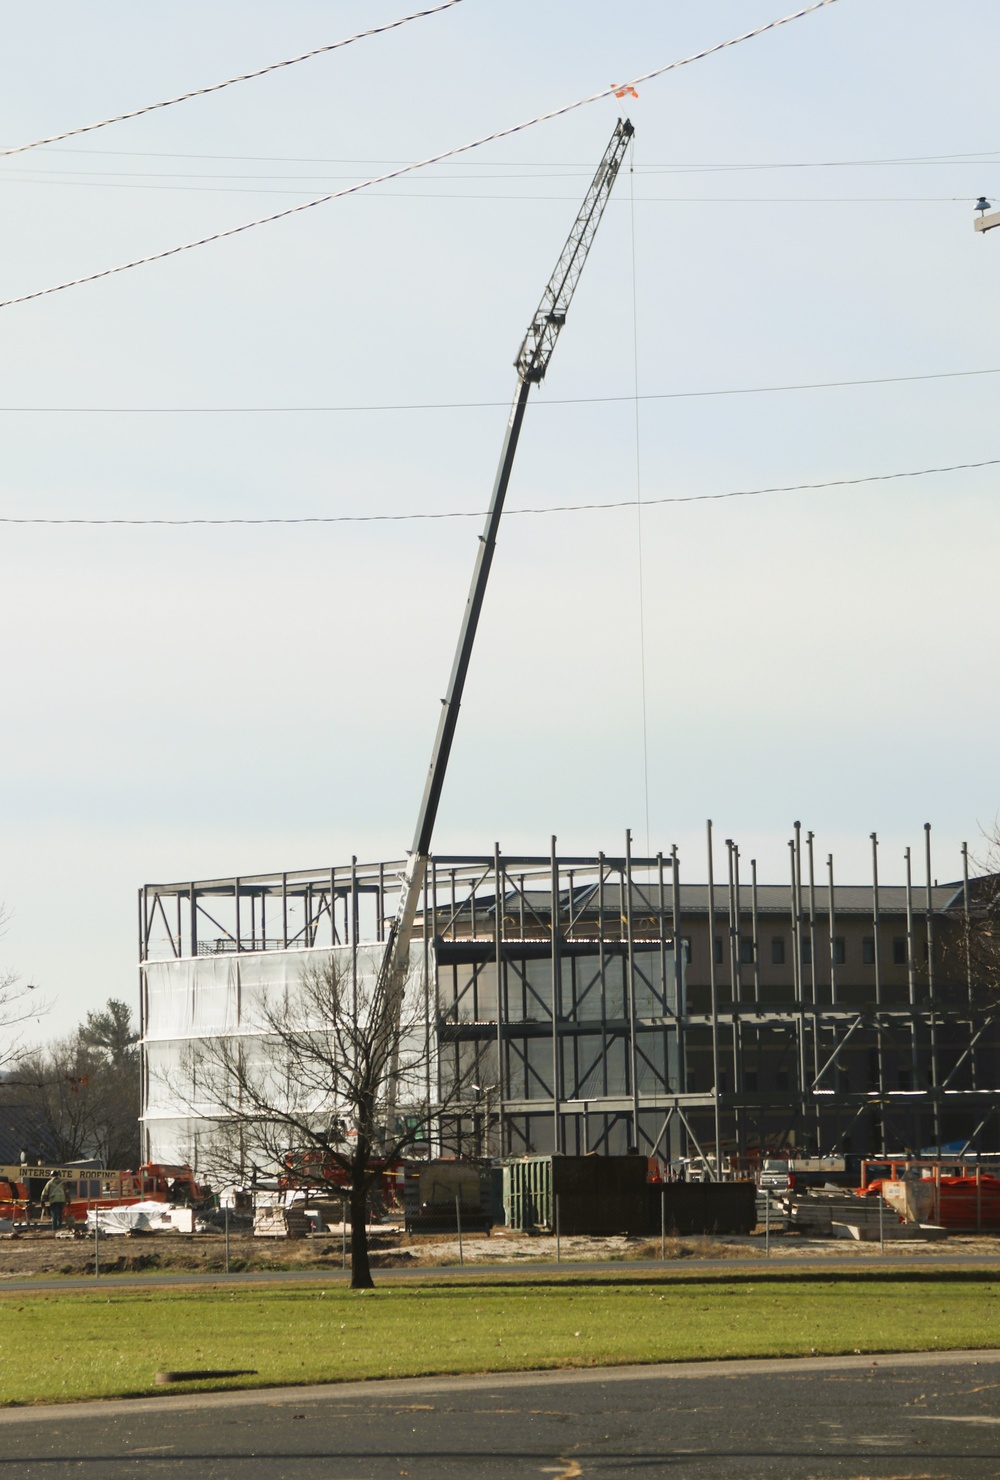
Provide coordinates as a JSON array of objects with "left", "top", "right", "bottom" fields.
[{"left": 40, "top": 1174, "right": 67, "bottom": 1231}]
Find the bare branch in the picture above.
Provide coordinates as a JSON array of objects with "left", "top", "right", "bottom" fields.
[{"left": 167, "top": 946, "right": 482, "bottom": 1286}]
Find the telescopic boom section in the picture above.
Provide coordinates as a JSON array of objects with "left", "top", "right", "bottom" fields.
[{"left": 379, "top": 118, "right": 634, "bottom": 1005}]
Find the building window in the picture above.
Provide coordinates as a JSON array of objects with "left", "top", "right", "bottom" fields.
[
  {"left": 744, "top": 1070, "right": 758, "bottom": 1092},
  {"left": 714, "top": 936, "right": 723, "bottom": 965},
  {"left": 771, "top": 936, "right": 786, "bottom": 965},
  {"left": 863, "top": 937, "right": 875, "bottom": 965},
  {"left": 775, "top": 1069, "right": 789, "bottom": 1091},
  {"left": 718, "top": 1070, "right": 728, "bottom": 1093},
  {"left": 898, "top": 1068, "right": 912, "bottom": 1091},
  {"left": 832, "top": 936, "right": 846, "bottom": 965},
  {"left": 893, "top": 936, "right": 907, "bottom": 966},
  {"left": 740, "top": 937, "right": 755, "bottom": 965},
  {"left": 800, "top": 934, "right": 812, "bottom": 966},
  {"left": 686, "top": 1070, "right": 698, "bottom": 1093}
]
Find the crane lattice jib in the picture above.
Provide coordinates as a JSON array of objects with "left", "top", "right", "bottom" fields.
[{"left": 515, "top": 118, "right": 633, "bottom": 384}]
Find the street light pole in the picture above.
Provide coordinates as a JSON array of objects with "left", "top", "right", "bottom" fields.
[{"left": 975, "top": 196, "right": 1000, "bottom": 234}]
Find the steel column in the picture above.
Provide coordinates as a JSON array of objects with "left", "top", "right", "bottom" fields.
[{"left": 706, "top": 820, "right": 722, "bottom": 1175}]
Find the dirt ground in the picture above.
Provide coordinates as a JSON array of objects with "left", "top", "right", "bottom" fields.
[{"left": 1, "top": 1223, "right": 999, "bottom": 1279}]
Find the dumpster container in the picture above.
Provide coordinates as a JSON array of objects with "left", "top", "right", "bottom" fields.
[
  {"left": 650, "top": 1180, "right": 757, "bottom": 1236},
  {"left": 503, "top": 1155, "right": 649, "bottom": 1235}
]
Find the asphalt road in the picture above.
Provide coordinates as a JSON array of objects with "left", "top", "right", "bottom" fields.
[{"left": 2, "top": 1350, "right": 1000, "bottom": 1478}]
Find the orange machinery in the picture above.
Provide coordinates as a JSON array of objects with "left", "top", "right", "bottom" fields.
[
  {"left": 279, "top": 1150, "right": 404, "bottom": 1214},
  {"left": 0, "top": 1162, "right": 206, "bottom": 1225},
  {"left": 860, "top": 1158, "right": 1000, "bottom": 1233},
  {"left": 0, "top": 1175, "right": 29, "bottom": 1225}
]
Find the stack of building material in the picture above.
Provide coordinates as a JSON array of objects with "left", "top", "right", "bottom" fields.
[
  {"left": 253, "top": 1204, "right": 309, "bottom": 1239},
  {"left": 784, "top": 1187, "right": 933, "bottom": 1240},
  {"left": 756, "top": 1188, "right": 788, "bottom": 1232}
]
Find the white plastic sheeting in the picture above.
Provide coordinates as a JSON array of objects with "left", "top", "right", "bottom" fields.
[
  {"left": 143, "top": 946, "right": 357, "bottom": 1042},
  {"left": 144, "top": 953, "right": 237, "bottom": 1040},
  {"left": 141, "top": 942, "right": 428, "bottom": 1171},
  {"left": 87, "top": 1202, "right": 194, "bottom": 1235}
]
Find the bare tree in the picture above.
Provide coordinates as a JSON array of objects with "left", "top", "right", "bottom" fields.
[
  {"left": 0, "top": 932, "right": 47, "bottom": 1076},
  {"left": 10, "top": 999, "right": 140, "bottom": 1167},
  {"left": 0, "top": 903, "right": 52, "bottom": 1153},
  {"left": 182, "top": 950, "right": 482, "bottom": 1288},
  {"left": 937, "top": 826, "right": 1000, "bottom": 1010}
]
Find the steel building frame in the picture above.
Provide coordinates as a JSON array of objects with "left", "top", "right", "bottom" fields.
[{"left": 139, "top": 827, "right": 1000, "bottom": 1172}]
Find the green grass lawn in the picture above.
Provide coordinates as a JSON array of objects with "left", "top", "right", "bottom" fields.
[{"left": 1, "top": 1274, "right": 998, "bottom": 1406}]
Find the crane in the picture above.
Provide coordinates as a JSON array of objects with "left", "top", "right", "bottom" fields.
[{"left": 377, "top": 116, "right": 634, "bottom": 1090}]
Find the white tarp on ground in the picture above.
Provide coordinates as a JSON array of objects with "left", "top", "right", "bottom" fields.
[{"left": 86, "top": 1202, "right": 194, "bottom": 1235}]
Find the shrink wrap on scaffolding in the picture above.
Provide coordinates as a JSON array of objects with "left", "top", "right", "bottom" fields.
[{"left": 141, "top": 942, "right": 426, "bottom": 1171}]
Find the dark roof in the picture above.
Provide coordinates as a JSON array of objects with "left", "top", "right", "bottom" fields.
[{"left": 431, "top": 880, "right": 969, "bottom": 921}]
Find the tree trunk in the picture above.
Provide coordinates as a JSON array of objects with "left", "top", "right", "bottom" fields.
[{"left": 349, "top": 1181, "right": 374, "bottom": 1289}]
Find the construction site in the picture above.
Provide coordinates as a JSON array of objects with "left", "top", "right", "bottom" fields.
[
  {"left": 138, "top": 826, "right": 1000, "bottom": 1179},
  {"left": 132, "top": 116, "right": 1000, "bottom": 1211},
  {"left": 11, "top": 10, "right": 1000, "bottom": 1463}
]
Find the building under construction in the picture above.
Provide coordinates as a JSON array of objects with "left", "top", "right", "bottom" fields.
[
  {"left": 138, "top": 127, "right": 1000, "bottom": 1179},
  {"left": 139, "top": 825, "right": 1000, "bottom": 1173}
]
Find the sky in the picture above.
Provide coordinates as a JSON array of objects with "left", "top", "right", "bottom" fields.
[{"left": 0, "top": 0, "right": 999, "bottom": 1031}]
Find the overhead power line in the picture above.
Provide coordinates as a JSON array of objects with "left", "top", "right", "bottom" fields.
[
  {"left": 1, "top": 456, "right": 994, "bottom": 526},
  {"left": 2, "top": 363, "right": 998, "bottom": 414},
  {"left": 0, "top": 172, "right": 972, "bottom": 204},
  {"left": 17, "top": 144, "right": 1000, "bottom": 168},
  {"left": 0, "top": 1, "right": 465, "bottom": 160},
  {"left": 0, "top": 0, "right": 842, "bottom": 312}
]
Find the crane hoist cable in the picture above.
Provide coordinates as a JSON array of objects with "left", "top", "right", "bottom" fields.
[{"left": 628, "top": 132, "right": 651, "bottom": 859}]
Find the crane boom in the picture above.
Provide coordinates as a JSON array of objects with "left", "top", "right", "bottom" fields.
[
  {"left": 378, "top": 118, "right": 634, "bottom": 1050},
  {"left": 516, "top": 118, "right": 635, "bottom": 384}
]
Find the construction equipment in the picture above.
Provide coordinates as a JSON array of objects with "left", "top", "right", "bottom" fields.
[
  {"left": 375, "top": 118, "right": 634, "bottom": 1111},
  {"left": 0, "top": 1161, "right": 206, "bottom": 1225},
  {"left": 400, "top": 1159, "right": 491, "bottom": 1233},
  {"left": 0, "top": 1175, "right": 29, "bottom": 1226},
  {"left": 862, "top": 1157, "right": 1000, "bottom": 1233}
]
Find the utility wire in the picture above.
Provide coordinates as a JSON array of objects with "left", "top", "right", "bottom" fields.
[
  {"left": 18, "top": 144, "right": 1000, "bottom": 167},
  {"left": 0, "top": 174, "right": 974, "bottom": 203},
  {"left": 1, "top": 456, "right": 993, "bottom": 526},
  {"left": 2, "top": 363, "right": 998, "bottom": 414},
  {"left": 0, "top": 0, "right": 842, "bottom": 311},
  {"left": 0, "top": 1, "right": 465, "bottom": 159}
]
